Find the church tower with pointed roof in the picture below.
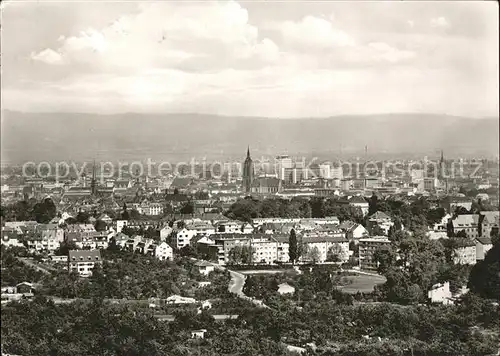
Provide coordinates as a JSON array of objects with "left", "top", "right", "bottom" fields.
[{"left": 242, "top": 146, "right": 254, "bottom": 194}]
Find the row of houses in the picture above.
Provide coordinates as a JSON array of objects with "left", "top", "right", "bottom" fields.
[
  {"left": 192, "top": 233, "right": 350, "bottom": 265},
  {"left": 449, "top": 211, "right": 499, "bottom": 239},
  {"left": 357, "top": 235, "right": 494, "bottom": 270}
]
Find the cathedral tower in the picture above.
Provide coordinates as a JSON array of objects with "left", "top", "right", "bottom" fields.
[{"left": 242, "top": 146, "right": 254, "bottom": 193}]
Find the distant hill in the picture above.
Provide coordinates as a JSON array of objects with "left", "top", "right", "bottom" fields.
[{"left": 1, "top": 111, "right": 498, "bottom": 164}]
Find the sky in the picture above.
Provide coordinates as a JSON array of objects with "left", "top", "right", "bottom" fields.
[{"left": 1, "top": 0, "right": 498, "bottom": 118}]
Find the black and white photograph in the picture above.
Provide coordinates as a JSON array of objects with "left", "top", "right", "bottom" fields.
[{"left": 1, "top": 1, "right": 499, "bottom": 355}]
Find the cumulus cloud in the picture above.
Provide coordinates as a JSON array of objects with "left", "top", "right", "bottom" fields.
[
  {"left": 29, "top": 1, "right": 279, "bottom": 71},
  {"left": 31, "top": 48, "right": 64, "bottom": 65},
  {"left": 5, "top": 1, "right": 497, "bottom": 117},
  {"left": 431, "top": 16, "right": 450, "bottom": 28},
  {"left": 281, "top": 15, "right": 355, "bottom": 48}
]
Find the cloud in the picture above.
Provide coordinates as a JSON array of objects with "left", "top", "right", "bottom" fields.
[
  {"left": 431, "top": 16, "right": 450, "bottom": 28},
  {"left": 31, "top": 48, "right": 64, "bottom": 65},
  {"left": 29, "top": 1, "right": 279, "bottom": 71},
  {"left": 281, "top": 15, "right": 355, "bottom": 48},
  {"left": 367, "top": 42, "right": 415, "bottom": 63}
]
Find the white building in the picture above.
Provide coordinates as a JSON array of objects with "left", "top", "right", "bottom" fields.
[
  {"left": 174, "top": 228, "right": 198, "bottom": 249},
  {"left": 475, "top": 237, "right": 493, "bottom": 261},
  {"left": 453, "top": 242, "right": 477, "bottom": 265},
  {"left": 186, "top": 221, "right": 215, "bottom": 236},
  {"left": 114, "top": 220, "right": 128, "bottom": 233},
  {"left": 451, "top": 214, "right": 480, "bottom": 239},
  {"left": 68, "top": 249, "right": 102, "bottom": 277},
  {"left": 194, "top": 260, "right": 215, "bottom": 275},
  {"left": 155, "top": 242, "right": 174, "bottom": 261},
  {"left": 428, "top": 282, "right": 453, "bottom": 305}
]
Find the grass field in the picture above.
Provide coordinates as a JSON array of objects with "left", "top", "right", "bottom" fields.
[{"left": 339, "top": 274, "right": 386, "bottom": 294}]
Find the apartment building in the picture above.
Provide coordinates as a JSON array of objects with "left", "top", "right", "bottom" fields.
[{"left": 358, "top": 237, "right": 391, "bottom": 270}]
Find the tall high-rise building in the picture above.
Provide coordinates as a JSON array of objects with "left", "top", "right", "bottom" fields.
[
  {"left": 242, "top": 147, "right": 254, "bottom": 193},
  {"left": 90, "top": 160, "right": 97, "bottom": 196},
  {"left": 275, "top": 155, "right": 293, "bottom": 180}
]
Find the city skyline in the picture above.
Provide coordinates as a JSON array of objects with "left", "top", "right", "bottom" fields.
[{"left": 2, "top": 1, "right": 498, "bottom": 117}]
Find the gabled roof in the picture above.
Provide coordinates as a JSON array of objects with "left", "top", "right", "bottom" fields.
[
  {"left": 480, "top": 211, "right": 499, "bottom": 224},
  {"left": 453, "top": 214, "right": 480, "bottom": 225},
  {"left": 368, "top": 211, "right": 391, "bottom": 220},
  {"left": 349, "top": 196, "right": 368, "bottom": 204},
  {"left": 68, "top": 249, "right": 101, "bottom": 259}
]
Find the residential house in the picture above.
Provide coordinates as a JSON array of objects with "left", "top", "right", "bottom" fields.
[
  {"left": 155, "top": 242, "right": 174, "bottom": 261},
  {"left": 185, "top": 221, "right": 215, "bottom": 236},
  {"left": 348, "top": 196, "right": 369, "bottom": 216},
  {"left": 124, "top": 235, "right": 144, "bottom": 252},
  {"left": 339, "top": 220, "right": 368, "bottom": 241},
  {"left": 113, "top": 232, "right": 130, "bottom": 249},
  {"left": 366, "top": 211, "right": 394, "bottom": 236},
  {"left": 428, "top": 282, "right": 453, "bottom": 305},
  {"left": 16, "top": 282, "right": 35, "bottom": 295},
  {"left": 1, "top": 230, "right": 24, "bottom": 248},
  {"left": 165, "top": 295, "right": 196, "bottom": 304},
  {"left": 441, "top": 197, "right": 473, "bottom": 214},
  {"left": 173, "top": 228, "right": 198, "bottom": 249},
  {"left": 475, "top": 237, "right": 493, "bottom": 261},
  {"left": 452, "top": 239, "right": 477, "bottom": 265},
  {"left": 277, "top": 283, "right": 295, "bottom": 295},
  {"left": 214, "top": 220, "right": 253, "bottom": 234},
  {"left": 478, "top": 211, "right": 499, "bottom": 238},
  {"left": 113, "top": 220, "right": 128, "bottom": 233},
  {"left": 98, "top": 214, "right": 112, "bottom": 224},
  {"left": 251, "top": 237, "right": 280, "bottom": 264},
  {"left": 68, "top": 249, "right": 102, "bottom": 277},
  {"left": 191, "top": 329, "right": 207, "bottom": 339},
  {"left": 451, "top": 214, "right": 480, "bottom": 239},
  {"left": 194, "top": 260, "right": 215, "bottom": 275}
]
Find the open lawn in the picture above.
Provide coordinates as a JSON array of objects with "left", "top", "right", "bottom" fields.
[{"left": 339, "top": 274, "right": 386, "bottom": 294}]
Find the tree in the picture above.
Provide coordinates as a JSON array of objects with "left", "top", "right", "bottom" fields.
[
  {"left": 76, "top": 211, "right": 90, "bottom": 223},
  {"left": 54, "top": 241, "right": 78, "bottom": 256},
  {"left": 288, "top": 229, "right": 299, "bottom": 264},
  {"left": 468, "top": 239, "right": 500, "bottom": 301},
  {"left": 304, "top": 246, "right": 321, "bottom": 264},
  {"left": 121, "top": 203, "right": 130, "bottom": 220},
  {"left": 94, "top": 220, "right": 107, "bottom": 232},
  {"left": 130, "top": 209, "right": 141, "bottom": 220},
  {"left": 326, "top": 243, "right": 347, "bottom": 263},
  {"left": 107, "top": 236, "right": 119, "bottom": 252},
  {"left": 373, "top": 248, "right": 397, "bottom": 274},
  {"left": 228, "top": 246, "right": 254, "bottom": 265},
  {"left": 32, "top": 198, "right": 57, "bottom": 223},
  {"left": 372, "top": 225, "right": 385, "bottom": 236},
  {"left": 180, "top": 202, "right": 194, "bottom": 215}
]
